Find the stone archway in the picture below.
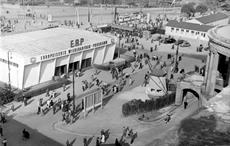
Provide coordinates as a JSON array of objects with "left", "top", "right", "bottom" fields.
[
  {"left": 182, "top": 88, "right": 200, "bottom": 101},
  {"left": 175, "top": 81, "right": 202, "bottom": 106}
]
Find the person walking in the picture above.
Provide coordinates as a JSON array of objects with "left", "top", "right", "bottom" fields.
[
  {"left": 165, "top": 114, "right": 172, "bottom": 124},
  {"left": 0, "top": 124, "right": 3, "bottom": 136},
  {"left": 96, "top": 137, "right": 100, "bottom": 146},
  {"left": 63, "top": 83, "right": 66, "bottom": 92},
  {"left": 130, "top": 132, "right": 137, "bottom": 144},
  {"left": 129, "top": 76, "right": 133, "bottom": 86},
  {"left": 2, "top": 138, "right": 7, "bottom": 146},
  {"left": 23, "top": 96, "right": 27, "bottom": 106},
  {"left": 37, "top": 105, "right": 41, "bottom": 115},
  {"left": 66, "top": 139, "right": 70, "bottom": 146},
  {"left": 83, "top": 137, "right": 87, "bottom": 146},
  {"left": 184, "top": 100, "right": 188, "bottom": 109}
]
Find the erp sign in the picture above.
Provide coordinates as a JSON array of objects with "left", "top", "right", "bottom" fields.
[{"left": 70, "top": 38, "right": 84, "bottom": 48}]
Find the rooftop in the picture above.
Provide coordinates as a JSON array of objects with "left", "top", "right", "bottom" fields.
[
  {"left": 166, "top": 20, "right": 214, "bottom": 32},
  {"left": 195, "top": 12, "right": 229, "bottom": 24},
  {"left": 0, "top": 27, "right": 111, "bottom": 58},
  {"left": 149, "top": 69, "right": 167, "bottom": 77},
  {"left": 208, "top": 25, "right": 230, "bottom": 48}
]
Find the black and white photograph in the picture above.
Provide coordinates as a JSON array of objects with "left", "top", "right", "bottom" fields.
[{"left": 0, "top": 0, "right": 230, "bottom": 146}]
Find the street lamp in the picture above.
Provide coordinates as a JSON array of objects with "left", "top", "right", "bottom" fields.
[
  {"left": 72, "top": 65, "right": 76, "bottom": 111},
  {"left": 174, "top": 42, "right": 179, "bottom": 73},
  {"left": 118, "top": 34, "right": 122, "bottom": 59},
  {"left": 7, "top": 50, "right": 12, "bottom": 91}
]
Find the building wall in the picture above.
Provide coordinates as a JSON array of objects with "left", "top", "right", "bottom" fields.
[
  {"left": 93, "top": 46, "right": 105, "bottom": 64},
  {"left": 103, "top": 43, "right": 116, "bottom": 63},
  {"left": 165, "top": 26, "right": 209, "bottom": 41},
  {"left": 0, "top": 50, "right": 24, "bottom": 89},
  {"left": 39, "top": 59, "right": 56, "bottom": 83},
  {"left": 207, "top": 18, "right": 229, "bottom": 26},
  {"left": 23, "top": 63, "right": 40, "bottom": 88},
  {"left": 20, "top": 42, "right": 115, "bottom": 89}
]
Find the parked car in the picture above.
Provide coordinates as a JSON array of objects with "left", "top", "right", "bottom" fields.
[
  {"left": 160, "top": 37, "right": 176, "bottom": 44},
  {"left": 174, "top": 39, "right": 184, "bottom": 45},
  {"left": 180, "top": 41, "right": 191, "bottom": 47}
]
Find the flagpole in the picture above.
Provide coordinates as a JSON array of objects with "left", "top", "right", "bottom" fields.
[
  {"left": 77, "top": 7, "right": 80, "bottom": 26},
  {"left": 75, "top": 7, "right": 77, "bottom": 26}
]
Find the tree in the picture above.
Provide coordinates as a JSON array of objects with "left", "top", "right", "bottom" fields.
[
  {"left": 181, "top": 3, "right": 196, "bottom": 17},
  {"left": 195, "top": 4, "right": 208, "bottom": 14}
]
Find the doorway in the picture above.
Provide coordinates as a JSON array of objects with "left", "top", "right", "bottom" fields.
[
  {"left": 81, "top": 58, "right": 92, "bottom": 69},
  {"left": 68, "top": 61, "right": 80, "bottom": 73},
  {"left": 218, "top": 54, "right": 230, "bottom": 87},
  {"left": 54, "top": 65, "right": 67, "bottom": 76}
]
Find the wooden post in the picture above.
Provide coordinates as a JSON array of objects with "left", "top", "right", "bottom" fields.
[
  {"left": 84, "top": 96, "right": 86, "bottom": 119},
  {"left": 93, "top": 93, "right": 95, "bottom": 113}
]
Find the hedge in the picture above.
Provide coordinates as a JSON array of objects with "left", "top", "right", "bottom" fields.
[{"left": 122, "top": 92, "right": 176, "bottom": 117}]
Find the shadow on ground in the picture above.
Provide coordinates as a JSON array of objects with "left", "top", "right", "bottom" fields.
[
  {"left": 177, "top": 114, "right": 230, "bottom": 146},
  {"left": 2, "top": 115, "right": 64, "bottom": 146}
]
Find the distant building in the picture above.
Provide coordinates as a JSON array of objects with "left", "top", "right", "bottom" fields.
[
  {"left": 0, "top": 28, "right": 116, "bottom": 89},
  {"left": 186, "top": 12, "right": 229, "bottom": 26},
  {"left": 165, "top": 20, "right": 214, "bottom": 41},
  {"left": 205, "top": 25, "right": 230, "bottom": 96}
]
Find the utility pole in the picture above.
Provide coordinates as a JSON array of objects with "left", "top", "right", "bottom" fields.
[
  {"left": 72, "top": 65, "right": 76, "bottom": 111},
  {"left": 7, "top": 51, "right": 11, "bottom": 91},
  {"left": 174, "top": 44, "right": 179, "bottom": 73},
  {"left": 118, "top": 34, "right": 122, "bottom": 59}
]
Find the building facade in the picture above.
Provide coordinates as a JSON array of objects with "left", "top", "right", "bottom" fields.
[
  {"left": 204, "top": 25, "right": 230, "bottom": 96},
  {"left": 165, "top": 20, "right": 214, "bottom": 41},
  {"left": 0, "top": 28, "right": 116, "bottom": 89},
  {"left": 187, "top": 12, "right": 229, "bottom": 26}
]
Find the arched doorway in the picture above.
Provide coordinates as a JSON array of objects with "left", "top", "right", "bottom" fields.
[
  {"left": 181, "top": 88, "right": 201, "bottom": 110},
  {"left": 182, "top": 88, "right": 200, "bottom": 101}
]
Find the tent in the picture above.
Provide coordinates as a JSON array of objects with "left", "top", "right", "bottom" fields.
[{"left": 146, "top": 69, "right": 167, "bottom": 98}]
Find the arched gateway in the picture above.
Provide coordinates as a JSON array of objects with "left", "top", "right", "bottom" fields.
[{"left": 175, "top": 74, "right": 204, "bottom": 107}]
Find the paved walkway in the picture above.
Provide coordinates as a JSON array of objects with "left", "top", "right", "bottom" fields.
[{"left": 0, "top": 36, "right": 208, "bottom": 146}]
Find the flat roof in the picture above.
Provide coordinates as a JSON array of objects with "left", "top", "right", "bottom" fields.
[
  {"left": 166, "top": 20, "right": 214, "bottom": 32},
  {"left": 208, "top": 25, "right": 230, "bottom": 48},
  {"left": 195, "top": 12, "right": 229, "bottom": 24},
  {"left": 0, "top": 27, "right": 111, "bottom": 58}
]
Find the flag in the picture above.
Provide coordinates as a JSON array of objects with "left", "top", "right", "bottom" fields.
[
  {"left": 75, "top": 7, "right": 79, "bottom": 25},
  {"left": 88, "top": 7, "right": 90, "bottom": 23}
]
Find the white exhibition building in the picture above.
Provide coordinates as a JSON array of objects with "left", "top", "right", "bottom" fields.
[{"left": 0, "top": 28, "right": 116, "bottom": 89}]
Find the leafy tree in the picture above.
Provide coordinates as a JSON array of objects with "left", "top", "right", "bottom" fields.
[
  {"left": 181, "top": 3, "right": 196, "bottom": 17},
  {"left": 195, "top": 4, "right": 208, "bottom": 14}
]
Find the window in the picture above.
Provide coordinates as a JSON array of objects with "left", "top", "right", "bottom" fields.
[
  {"left": 196, "top": 32, "right": 200, "bottom": 35},
  {"left": 181, "top": 29, "right": 184, "bottom": 32},
  {"left": 203, "top": 33, "right": 206, "bottom": 37},
  {"left": 191, "top": 31, "right": 194, "bottom": 34},
  {"left": 171, "top": 27, "right": 174, "bottom": 32},
  {"left": 186, "top": 30, "right": 189, "bottom": 32},
  {"left": 176, "top": 28, "right": 179, "bottom": 31}
]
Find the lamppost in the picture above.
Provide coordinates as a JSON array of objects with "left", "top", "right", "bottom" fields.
[
  {"left": 7, "top": 50, "right": 12, "bottom": 91},
  {"left": 174, "top": 41, "right": 179, "bottom": 73},
  {"left": 118, "top": 34, "right": 122, "bottom": 59},
  {"left": 72, "top": 65, "right": 76, "bottom": 111}
]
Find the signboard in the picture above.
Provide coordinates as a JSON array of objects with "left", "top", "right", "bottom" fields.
[
  {"left": 70, "top": 38, "right": 84, "bottom": 48},
  {"left": 39, "top": 40, "right": 108, "bottom": 61}
]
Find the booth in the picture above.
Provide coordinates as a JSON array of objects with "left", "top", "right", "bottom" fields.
[
  {"left": 0, "top": 28, "right": 116, "bottom": 89},
  {"left": 146, "top": 69, "right": 167, "bottom": 98}
]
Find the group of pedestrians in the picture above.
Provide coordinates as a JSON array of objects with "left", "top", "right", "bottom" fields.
[{"left": 115, "top": 126, "right": 138, "bottom": 145}]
